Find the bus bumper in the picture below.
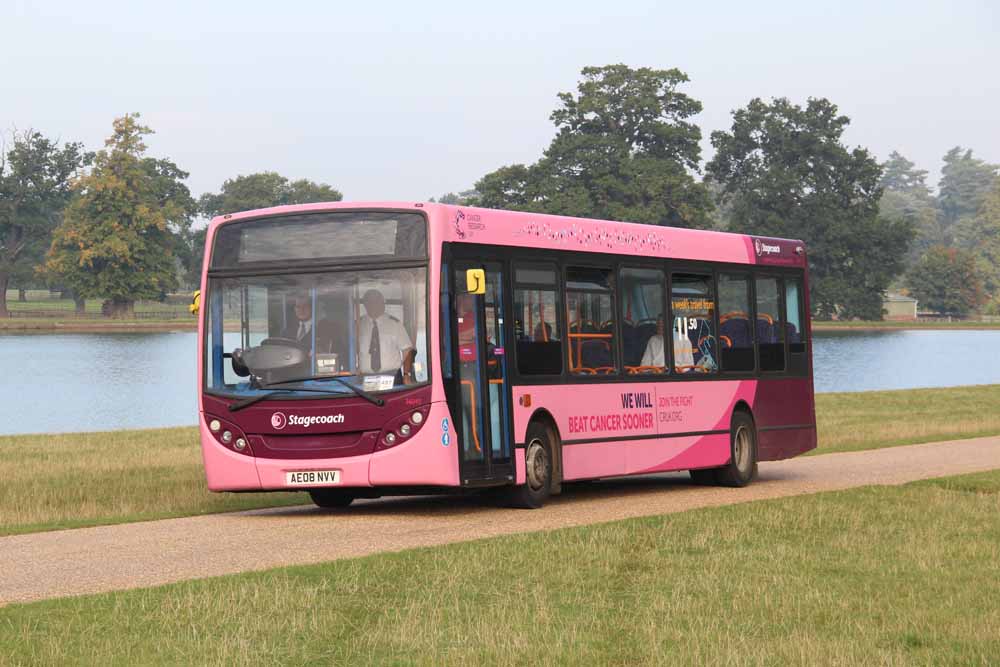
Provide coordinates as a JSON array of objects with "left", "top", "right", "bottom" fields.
[{"left": 200, "top": 402, "right": 460, "bottom": 491}]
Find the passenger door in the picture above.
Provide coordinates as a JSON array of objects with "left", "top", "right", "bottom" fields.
[{"left": 451, "top": 261, "right": 514, "bottom": 485}]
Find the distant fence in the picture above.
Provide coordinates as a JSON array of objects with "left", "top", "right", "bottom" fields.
[{"left": 5, "top": 309, "right": 190, "bottom": 320}]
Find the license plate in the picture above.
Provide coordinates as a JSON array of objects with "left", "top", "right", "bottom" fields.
[{"left": 285, "top": 470, "right": 341, "bottom": 486}]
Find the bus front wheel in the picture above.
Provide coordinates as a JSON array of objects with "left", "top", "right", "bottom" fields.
[
  {"left": 308, "top": 489, "right": 355, "bottom": 509},
  {"left": 507, "top": 423, "right": 554, "bottom": 509}
]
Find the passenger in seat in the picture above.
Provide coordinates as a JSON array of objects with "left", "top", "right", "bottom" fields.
[{"left": 640, "top": 315, "right": 666, "bottom": 367}]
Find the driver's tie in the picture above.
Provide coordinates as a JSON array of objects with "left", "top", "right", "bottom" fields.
[{"left": 370, "top": 322, "right": 381, "bottom": 371}]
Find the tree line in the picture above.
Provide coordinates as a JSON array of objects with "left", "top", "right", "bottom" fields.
[
  {"left": 438, "top": 65, "right": 999, "bottom": 320},
  {"left": 3, "top": 65, "right": 998, "bottom": 319},
  {"left": 0, "top": 114, "right": 342, "bottom": 317}
]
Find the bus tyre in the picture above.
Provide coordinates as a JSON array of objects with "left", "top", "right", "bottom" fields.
[
  {"left": 715, "top": 411, "right": 758, "bottom": 487},
  {"left": 308, "top": 489, "right": 355, "bottom": 509},
  {"left": 508, "top": 424, "right": 554, "bottom": 509}
]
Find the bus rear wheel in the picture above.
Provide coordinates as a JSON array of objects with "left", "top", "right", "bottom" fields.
[
  {"left": 507, "top": 423, "right": 553, "bottom": 509},
  {"left": 689, "top": 411, "right": 758, "bottom": 487},
  {"left": 308, "top": 489, "right": 355, "bottom": 509}
]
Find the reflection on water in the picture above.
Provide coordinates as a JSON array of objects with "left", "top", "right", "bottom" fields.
[{"left": 1, "top": 329, "right": 998, "bottom": 435}]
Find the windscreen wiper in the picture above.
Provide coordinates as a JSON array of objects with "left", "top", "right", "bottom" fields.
[
  {"left": 229, "top": 375, "right": 386, "bottom": 412},
  {"left": 265, "top": 375, "right": 386, "bottom": 407},
  {"left": 228, "top": 385, "right": 352, "bottom": 412}
]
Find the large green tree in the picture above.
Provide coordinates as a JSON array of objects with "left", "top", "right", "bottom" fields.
[
  {"left": 906, "top": 245, "right": 985, "bottom": 316},
  {"left": 475, "top": 64, "right": 713, "bottom": 228},
  {"left": 0, "top": 130, "right": 90, "bottom": 317},
  {"left": 878, "top": 151, "right": 940, "bottom": 264},
  {"left": 952, "top": 176, "right": 1000, "bottom": 297},
  {"left": 44, "top": 114, "right": 194, "bottom": 317},
  {"left": 198, "top": 172, "right": 342, "bottom": 218},
  {"left": 706, "top": 97, "right": 913, "bottom": 319},
  {"left": 937, "top": 147, "right": 998, "bottom": 231}
]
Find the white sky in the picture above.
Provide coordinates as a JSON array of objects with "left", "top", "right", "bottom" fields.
[{"left": 4, "top": 0, "right": 997, "bottom": 201}]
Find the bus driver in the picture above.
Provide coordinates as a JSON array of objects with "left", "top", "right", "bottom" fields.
[{"left": 358, "top": 289, "right": 417, "bottom": 384}]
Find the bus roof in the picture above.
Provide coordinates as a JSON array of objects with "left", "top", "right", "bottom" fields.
[{"left": 209, "top": 201, "right": 807, "bottom": 268}]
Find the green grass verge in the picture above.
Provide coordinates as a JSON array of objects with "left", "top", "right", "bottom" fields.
[
  {"left": 814, "top": 384, "right": 1000, "bottom": 455},
  {"left": 0, "top": 428, "right": 302, "bottom": 537},
  {"left": 4, "top": 291, "right": 190, "bottom": 314},
  {"left": 2, "top": 470, "right": 998, "bottom": 665},
  {"left": 2, "top": 385, "right": 999, "bottom": 538}
]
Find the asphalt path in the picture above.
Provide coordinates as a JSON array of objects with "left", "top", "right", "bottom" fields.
[{"left": 2, "top": 436, "right": 999, "bottom": 606}]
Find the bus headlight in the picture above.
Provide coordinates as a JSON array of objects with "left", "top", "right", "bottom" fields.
[
  {"left": 221, "top": 431, "right": 233, "bottom": 444},
  {"left": 411, "top": 411, "right": 423, "bottom": 424},
  {"left": 398, "top": 423, "right": 411, "bottom": 437},
  {"left": 209, "top": 419, "right": 221, "bottom": 433},
  {"left": 384, "top": 432, "right": 397, "bottom": 446}
]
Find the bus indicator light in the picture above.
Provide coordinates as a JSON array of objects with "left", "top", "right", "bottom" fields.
[{"left": 519, "top": 395, "right": 531, "bottom": 407}]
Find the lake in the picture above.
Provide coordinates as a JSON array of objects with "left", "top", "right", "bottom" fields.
[{"left": 1, "top": 329, "right": 998, "bottom": 436}]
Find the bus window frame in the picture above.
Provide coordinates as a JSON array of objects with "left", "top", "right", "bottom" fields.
[
  {"left": 563, "top": 263, "right": 621, "bottom": 380},
  {"left": 512, "top": 260, "right": 565, "bottom": 379}
]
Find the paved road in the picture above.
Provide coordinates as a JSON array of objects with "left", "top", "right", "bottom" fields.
[{"left": 2, "top": 436, "right": 999, "bottom": 606}]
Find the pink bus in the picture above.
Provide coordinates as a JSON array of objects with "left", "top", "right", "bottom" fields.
[{"left": 198, "top": 202, "right": 815, "bottom": 508}]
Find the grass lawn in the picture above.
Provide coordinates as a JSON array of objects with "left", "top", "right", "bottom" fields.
[
  {"left": 3, "top": 290, "right": 191, "bottom": 315},
  {"left": 2, "top": 384, "right": 999, "bottom": 538},
  {"left": 0, "top": 428, "right": 302, "bottom": 537},
  {"left": 1, "top": 470, "right": 998, "bottom": 665},
  {"left": 815, "top": 384, "right": 1000, "bottom": 454}
]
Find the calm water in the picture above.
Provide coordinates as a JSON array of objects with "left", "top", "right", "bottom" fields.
[{"left": 1, "top": 330, "right": 999, "bottom": 436}]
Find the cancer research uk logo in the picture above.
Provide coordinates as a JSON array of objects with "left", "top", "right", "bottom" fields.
[
  {"left": 270, "top": 411, "right": 345, "bottom": 430},
  {"left": 754, "top": 238, "right": 781, "bottom": 257}
]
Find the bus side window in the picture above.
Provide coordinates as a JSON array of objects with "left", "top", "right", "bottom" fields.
[
  {"left": 513, "top": 264, "right": 562, "bottom": 376},
  {"left": 671, "top": 273, "right": 717, "bottom": 374},
  {"left": 785, "top": 277, "right": 807, "bottom": 374},
  {"left": 718, "top": 274, "right": 754, "bottom": 372},
  {"left": 755, "top": 276, "right": 785, "bottom": 372}
]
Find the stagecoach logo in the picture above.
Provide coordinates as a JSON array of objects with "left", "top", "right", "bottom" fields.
[
  {"left": 271, "top": 411, "right": 345, "bottom": 430},
  {"left": 754, "top": 239, "right": 781, "bottom": 257}
]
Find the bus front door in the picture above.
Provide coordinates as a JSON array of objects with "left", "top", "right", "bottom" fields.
[{"left": 452, "top": 263, "right": 513, "bottom": 485}]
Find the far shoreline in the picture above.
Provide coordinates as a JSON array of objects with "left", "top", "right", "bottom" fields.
[{"left": 0, "top": 319, "right": 196, "bottom": 334}]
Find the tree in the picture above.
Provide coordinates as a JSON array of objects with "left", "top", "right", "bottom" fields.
[
  {"left": 937, "top": 147, "right": 998, "bottom": 231},
  {"left": 877, "top": 151, "right": 941, "bottom": 264},
  {"left": 706, "top": 97, "right": 914, "bottom": 319},
  {"left": 474, "top": 64, "right": 713, "bottom": 228},
  {"left": 429, "top": 190, "right": 478, "bottom": 205},
  {"left": 198, "top": 172, "right": 342, "bottom": 218},
  {"left": 906, "top": 245, "right": 985, "bottom": 316},
  {"left": 44, "top": 114, "right": 192, "bottom": 318},
  {"left": 0, "top": 130, "right": 90, "bottom": 317},
  {"left": 952, "top": 176, "right": 1000, "bottom": 297}
]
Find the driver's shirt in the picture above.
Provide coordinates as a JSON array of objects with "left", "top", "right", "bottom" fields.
[{"left": 358, "top": 314, "right": 413, "bottom": 374}]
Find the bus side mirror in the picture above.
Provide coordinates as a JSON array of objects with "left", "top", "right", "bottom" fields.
[
  {"left": 465, "top": 269, "right": 486, "bottom": 295},
  {"left": 189, "top": 290, "right": 201, "bottom": 315}
]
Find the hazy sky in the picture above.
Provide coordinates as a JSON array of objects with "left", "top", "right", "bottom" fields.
[{"left": 4, "top": 1, "right": 998, "bottom": 203}]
